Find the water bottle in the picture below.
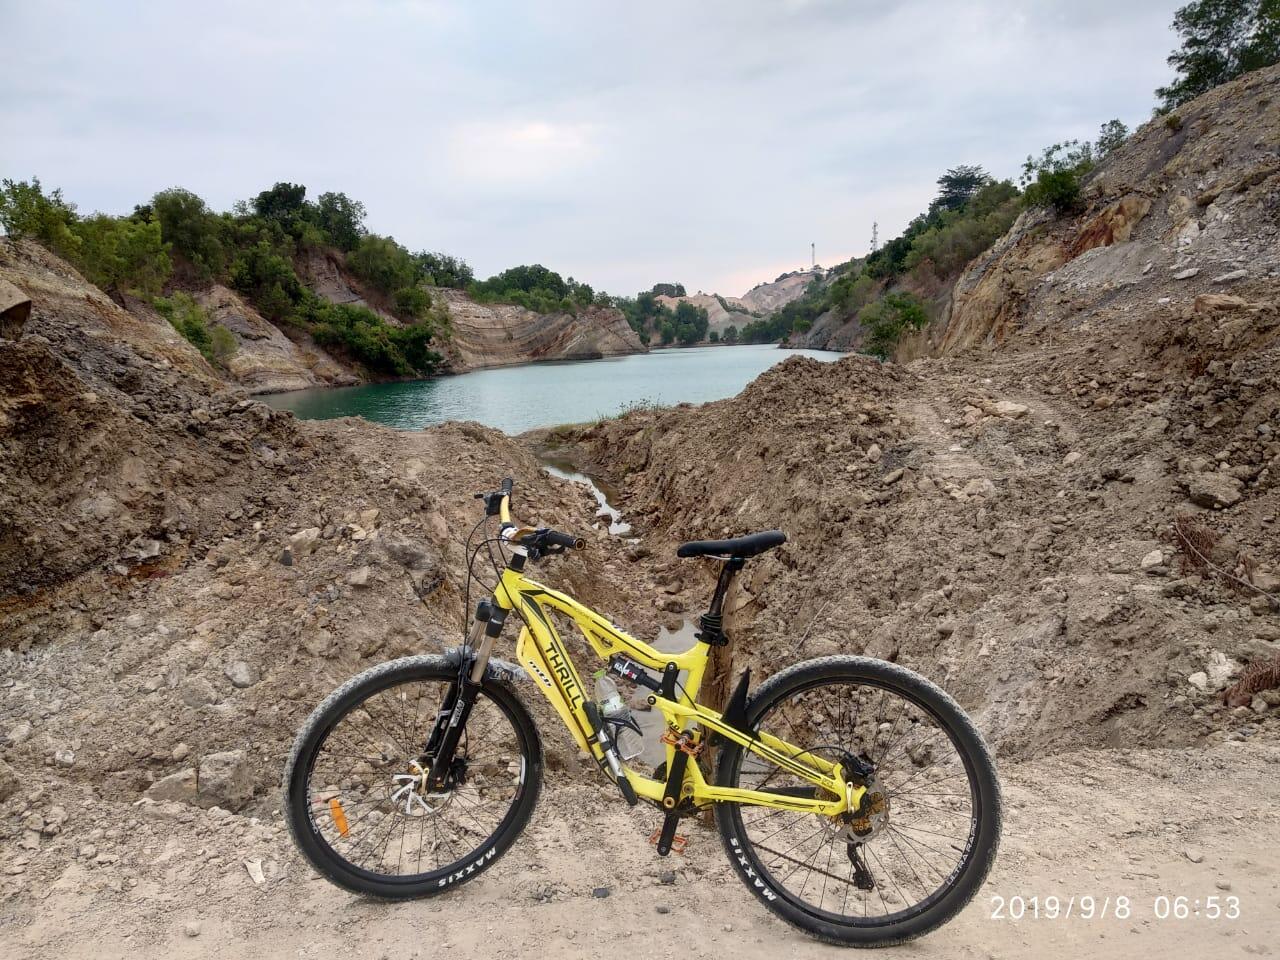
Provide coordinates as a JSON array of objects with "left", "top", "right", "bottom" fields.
[{"left": 594, "top": 671, "right": 644, "bottom": 761}]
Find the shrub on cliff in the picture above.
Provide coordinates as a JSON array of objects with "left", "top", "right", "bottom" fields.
[
  {"left": 74, "top": 214, "right": 172, "bottom": 295},
  {"left": 154, "top": 292, "right": 213, "bottom": 358},
  {"left": 859, "top": 292, "right": 928, "bottom": 359},
  {"left": 229, "top": 241, "right": 303, "bottom": 320},
  {"left": 393, "top": 285, "right": 432, "bottom": 319},
  {"left": 0, "top": 178, "right": 81, "bottom": 260},
  {"left": 147, "top": 188, "right": 227, "bottom": 279},
  {"left": 304, "top": 296, "right": 440, "bottom": 377}
]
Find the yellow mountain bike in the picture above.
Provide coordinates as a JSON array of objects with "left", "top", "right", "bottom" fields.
[{"left": 283, "top": 478, "right": 1001, "bottom": 946}]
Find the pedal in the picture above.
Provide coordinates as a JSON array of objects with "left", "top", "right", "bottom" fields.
[
  {"left": 660, "top": 728, "right": 704, "bottom": 758},
  {"left": 649, "top": 821, "right": 687, "bottom": 856}
]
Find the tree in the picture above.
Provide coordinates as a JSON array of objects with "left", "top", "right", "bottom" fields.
[
  {"left": 1021, "top": 140, "right": 1096, "bottom": 214},
  {"left": 151, "top": 188, "right": 225, "bottom": 278},
  {"left": 229, "top": 241, "right": 303, "bottom": 319},
  {"left": 724, "top": 325, "right": 738, "bottom": 343},
  {"left": 672, "top": 300, "right": 709, "bottom": 344},
  {"left": 1156, "top": 0, "right": 1280, "bottom": 111},
  {"left": 314, "top": 191, "right": 366, "bottom": 251},
  {"left": 931, "top": 165, "right": 991, "bottom": 214},
  {"left": 415, "top": 251, "right": 473, "bottom": 288},
  {"left": 347, "top": 234, "right": 416, "bottom": 294},
  {"left": 73, "top": 214, "right": 171, "bottom": 295},
  {"left": 0, "top": 177, "right": 80, "bottom": 261},
  {"left": 651, "top": 282, "right": 685, "bottom": 298},
  {"left": 251, "top": 182, "right": 309, "bottom": 225},
  {"left": 1095, "top": 119, "right": 1130, "bottom": 157}
]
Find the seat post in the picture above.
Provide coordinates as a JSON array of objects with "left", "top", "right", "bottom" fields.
[{"left": 698, "top": 557, "right": 743, "bottom": 646}]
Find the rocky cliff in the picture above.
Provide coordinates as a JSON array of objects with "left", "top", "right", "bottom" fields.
[
  {"left": 653, "top": 292, "right": 754, "bottom": 335},
  {"left": 934, "top": 63, "right": 1280, "bottom": 356},
  {"left": 738, "top": 269, "right": 822, "bottom": 314},
  {"left": 438, "top": 288, "right": 646, "bottom": 371}
]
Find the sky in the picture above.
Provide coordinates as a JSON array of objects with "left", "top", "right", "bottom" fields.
[{"left": 1, "top": 0, "right": 1184, "bottom": 297}]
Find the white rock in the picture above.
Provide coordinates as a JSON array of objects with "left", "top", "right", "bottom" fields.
[
  {"left": 865, "top": 443, "right": 882, "bottom": 463},
  {"left": 1211, "top": 269, "right": 1247, "bottom": 284},
  {"left": 223, "top": 660, "right": 257, "bottom": 689},
  {"left": 1063, "top": 451, "right": 1083, "bottom": 467},
  {"left": 1187, "top": 671, "right": 1209, "bottom": 692},
  {"left": 1140, "top": 549, "right": 1164, "bottom": 570},
  {"left": 994, "top": 400, "right": 1029, "bottom": 419},
  {"left": 288, "top": 527, "right": 322, "bottom": 556},
  {"left": 960, "top": 478, "right": 998, "bottom": 499},
  {"left": 1171, "top": 267, "right": 1201, "bottom": 280}
]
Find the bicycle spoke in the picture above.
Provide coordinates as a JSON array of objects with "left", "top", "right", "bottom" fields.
[{"left": 729, "top": 673, "right": 981, "bottom": 927}]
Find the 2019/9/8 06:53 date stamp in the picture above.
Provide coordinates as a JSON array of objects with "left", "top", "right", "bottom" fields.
[{"left": 990, "top": 894, "right": 1242, "bottom": 921}]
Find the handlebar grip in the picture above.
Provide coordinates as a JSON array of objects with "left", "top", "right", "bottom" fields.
[
  {"left": 500, "top": 477, "right": 514, "bottom": 495},
  {"left": 546, "top": 529, "right": 585, "bottom": 550}
]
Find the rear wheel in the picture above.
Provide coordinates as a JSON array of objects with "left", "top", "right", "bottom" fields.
[
  {"left": 714, "top": 656, "right": 1000, "bottom": 946},
  {"left": 283, "top": 655, "right": 542, "bottom": 899}
]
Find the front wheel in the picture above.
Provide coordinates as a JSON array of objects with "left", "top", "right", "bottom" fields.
[
  {"left": 283, "top": 655, "right": 543, "bottom": 899},
  {"left": 714, "top": 656, "right": 1001, "bottom": 947}
]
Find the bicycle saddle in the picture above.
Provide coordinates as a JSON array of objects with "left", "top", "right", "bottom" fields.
[{"left": 676, "top": 530, "right": 786, "bottom": 559}]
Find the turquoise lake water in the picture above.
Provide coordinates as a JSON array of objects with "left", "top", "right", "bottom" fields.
[{"left": 264, "top": 343, "right": 841, "bottom": 434}]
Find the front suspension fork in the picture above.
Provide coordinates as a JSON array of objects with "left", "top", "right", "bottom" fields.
[{"left": 423, "top": 603, "right": 508, "bottom": 789}]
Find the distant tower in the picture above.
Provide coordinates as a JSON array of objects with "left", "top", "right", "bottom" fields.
[
  {"left": 871, "top": 222, "right": 879, "bottom": 253},
  {"left": 810, "top": 242, "right": 815, "bottom": 269}
]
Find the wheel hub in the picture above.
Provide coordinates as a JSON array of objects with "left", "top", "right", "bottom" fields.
[{"left": 825, "top": 775, "right": 890, "bottom": 842}]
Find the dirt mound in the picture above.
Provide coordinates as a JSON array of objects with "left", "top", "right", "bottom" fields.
[
  {"left": 561, "top": 305, "right": 1280, "bottom": 759},
  {"left": 0, "top": 239, "right": 660, "bottom": 856}
]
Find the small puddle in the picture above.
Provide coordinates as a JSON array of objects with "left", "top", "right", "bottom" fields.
[{"left": 541, "top": 461, "right": 632, "bottom": 536}]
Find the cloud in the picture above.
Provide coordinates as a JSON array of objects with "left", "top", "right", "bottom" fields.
[
  {"left": 0, "top": 0, "right": 1184, "bottom": 295},
  {"left": 446, "top": 120, "right": 603, "bottom": 188}
]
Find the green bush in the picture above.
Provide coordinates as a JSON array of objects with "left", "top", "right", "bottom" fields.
[
  {"left": 229, "top": 241, "right": 303, "bottom": 319},
  {"left": 154, "top": 292, "right": 213, "bottom": 359},
  {"left": 302, "top": 296, "right": 440, "bottom": 377},
  {"left": 314, "top": 192, "right": 366, "bottom": 251},
  {"left": 73, "top": 214, "right": 172, "bottom": 294},
  {"left": 149, "top": 188, "right": 226, "bottom": 278},
  {"left": 347, "top": 234, "right": 416, "bottom": 294},
  {"left": 209, "top": 324, "right": 237, "bottom": 365},
  {"left": 906, "top": 182, "right": 1020, "bottom": 276},
  {"left": 393, "top": 285, "right": 432, "bottom": 319},
  {"left": 415, "top": 251, "right": 474, "bottom": 289},
  {"left": 0, "top": 177, "right": 81, "bottom": 261},
  {"left": 859, "top": 292, "right": 928, "bottom": 359}
]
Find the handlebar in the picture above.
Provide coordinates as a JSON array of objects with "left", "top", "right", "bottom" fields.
[{"left": 481, "top": 477, "right": 584, "bottom": 557}]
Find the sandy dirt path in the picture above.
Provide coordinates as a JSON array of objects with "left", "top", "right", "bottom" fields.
[{"left": 4, "top": 742, "right": 1277, "bottom": 959}]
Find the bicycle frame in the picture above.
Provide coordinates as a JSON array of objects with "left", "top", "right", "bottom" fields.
[{"left": 490, "top": 564, "right": 861, "bottom": 817}]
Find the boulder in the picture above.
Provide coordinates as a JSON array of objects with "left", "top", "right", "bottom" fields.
[
  {"left": 0, "top": 278, "right": 31, "bottom": 339},
  {"left": 288, "top": 527, "right": 322, "bottom": 557},
  {"left": 197, "top": 750, "right": 253, "bottom": 811},
  {"left": 223, "top": 660, "right": 258, "bottom": 689},
  {"left": 1186, "top": 473, "right": 1244, "bottom": 509},
  {"left": 993, "top": 400, "right": 1029, "bottom": 419},
  {"left": 144, "top": 768, "right": 197, "bottom": 804}
]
